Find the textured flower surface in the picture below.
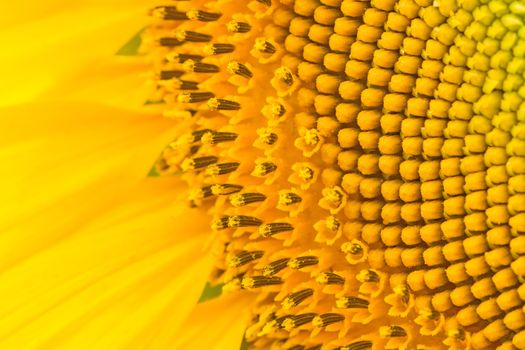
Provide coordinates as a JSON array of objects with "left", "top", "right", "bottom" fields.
[{"left": 2, "top": 0, "right": 525, "bottom": 349}]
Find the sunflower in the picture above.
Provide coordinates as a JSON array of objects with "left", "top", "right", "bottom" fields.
[{"left": 2, "top": 0, "right": 525, "bottom": 349}]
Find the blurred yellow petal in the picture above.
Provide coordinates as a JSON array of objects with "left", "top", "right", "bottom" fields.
[
  {"left": 0, "top": 177, "right": 213, "bottom": 350},
  {"left": 37, "top": 57, "right": 153, "bottom": 109},
  {"left": 0, "top": 101, "right": 184, "bottom": 232},
  {"left": 170, "top": 292, "right": 255, "bottom": 350},
  {"left": 0, "top": 5, "right": 146, "bottom": 107}
]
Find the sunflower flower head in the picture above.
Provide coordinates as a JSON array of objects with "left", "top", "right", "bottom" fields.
[{"left": 144, "top": 0, "right": 524, "bottom": 349}]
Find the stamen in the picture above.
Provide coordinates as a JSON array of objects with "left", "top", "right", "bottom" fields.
[
  {"left": 341, "top": 242, "right": 363, "bottom": 255},
  {"left": 230, "top": 193, "right": 267, "bottom": 207},
  {"left": 170, "top": 79, "right": 199, "bottom": 90},
  {"left": 166, "top": 53, "right": 203, "bottom": 63},
  {"left": 257, "top": 128, "right": 278, "bottom": 145},
  {"left": 418, "top": 308, "right": 439, "bottom": 320},
  {"left": 269, "top": 102, "right": 286, "bottom": 118},
  {"left": 335, "top": 296, "right": 370, "bottom": 309},
  {"left": 336, "top": 341, "right": 373, "bottom": 350},
  {"left": 298, "top": 166, "right": 314, "bottom": 181},
  {"left": 228, "top": 250, "right": 264, "bottom": 267},
  {"left": 208, "top": 98, "right": 241, "bottom": 111},
  {"left": 227, "top": 61, "right": 253, "bottom": 78},
  {"left": 275, "top": 66, "right": 294, "bottom": 85},
  {"left": 204, "top": 43, "right": 235, "bottom": 56},
  {"left": 150, "top": 7, "right": 188, "bottom": 21},
  {"left": 211, "top": 216, "right": 229, "bottom": 231},
  {"left": 282, "top": 289, "right": 314, "bottom": 310},
  {"left": 241, "top": 276, "right": 283, "bottom": 288},
  {"left": 393, "top": 284, "right": 410, "bottom": 304},
  {"left": 288, "top": 346, "right": 305, "bottom": 350},
  {"left": 186, "top": 9, "right": 222, "bottom": 22},
  {"left": 175, "top": 30, "right": 212, "bottom": 42},
  {"left": 255, "top": 38, "right": 276, "bottom": 54},
  {"left": 159, "top": 70, "right": 183, "bottom": 80},
  {"left": 227, "top": 215, "right": 263, "bottom": 228},
  {"left": 227, "top": 20, "right": 252, "bottom": 33},
  {"left": 201, "top": 131, "right": 238, "bottom": 144},
  {"left": 312, "top": 313, "right": 345, "bottom": 327},
  {"left": 158, "top": 37, "right": 184, "bottom": 47},
  {"left": 278, "top": 192, "right": 302, "bottom": 206},
  {"left": 181, "top": 156, "right": 218, "bottom": 171},
  {"left": 303, "top": 129, "right": 321, "bottom": 146},
  {"left": 259, "top": 222, "right": 294, "bottom": 237},
  {"left": 323, "top": 187, "right": 343, "bottom": 207},
  {"left": 316, "top": 272, "right": 345, "bottom": 285},
  {"left": 262, "top": 258, "right": 290, "bottom": 276},
  {"left": 183, "top": 60, "right": 220, "bottom": 73},
  {"left": 379, "top": 325, "right": 407, "bottom": 337},
  {"left": 252, "top": 162, "right": 277, "bottom": 177},
  {"left": 205, "top": 162, "right": 240, "bottom": 176},
  {"left": 191, "top": 129, "right": 212, "bottom": 142},
  {"left": 288, "top": 256, "right": 319, "bottom": 269},
  {"left": 188, "top": 185, "right": 213, "bottom": 202},
  {"left": 256, "top": 0, "right": 272, "bottom": 6},
  {"left": 177, "top": 92, "right": 215, "bottom": 103},
  {"left": 356, "top": 269, "right": 380, "bottom": 283},
  {"left": 282, "top": 313, "right": 317, "bottom": 330},
  {"left": 325, "top": 216, "right": 341, "bottom": 232},
  {"left": 210, "top": 184, "right": 243, "bottom": 195}
]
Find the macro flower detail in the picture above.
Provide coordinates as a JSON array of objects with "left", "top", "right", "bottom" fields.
[{"left": 143, "top": 0, "right": 525, "bottom": 348}]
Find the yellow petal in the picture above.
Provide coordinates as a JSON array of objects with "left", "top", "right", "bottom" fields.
[
  {"left": 0, "top": 177, "right": 213, "bottom": 349},
  {"left": 37, "top": 57, "right": 153, "bottom": 110},
  {"left": 169, "top": 292, "right": 256, "bottom": 350},
  {"left": 0, "top": 4, "right": 146, "bottom": 107},
  {"left": 0, "top": 101, "right": 184, "bottom": 232}
]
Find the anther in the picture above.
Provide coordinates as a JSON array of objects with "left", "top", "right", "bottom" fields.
[
  {"left": 335, "top": 296, "right": 369, "bottom": 309},
  {"left": 252, "top": 162, "right": 277, "bottom": 176},
  {"left": 298, "top": 166, "right": 314, "bottom": 180},
  {"left": 288, "top": 256, "right": 319, "bottom": 269},
  {"left": 255, "top": 38, "right": 277, "bottom": 54},
  {"left": 188, "top": 185, "right": 213, "bottom": 204},
  {"left": 227, "top": 20, "right": 252, "bottom": 33},
  {"left": 165, "top": 53, "right": 203, "bottom": 63},
  {"left": 282, "top": 289, "right": 314, "bottom": 310},
  {"left": 278, "top": 192, "right": 302, "bottom": 206},
  {"left": 259, "top": 223, "right": 294, "bottom": 237},
  {"left": 227, "top": 61, "right": 253, "bottom": 78},
  {"left": 183, "top": 60, "right": 220, "bottom": 73},
  {"left": 177, "top": 92, "right": 215, "bottom": 103},
  {"left": 158, "top": 37, "right": 184, "bottom": 47},
  {"left": 257, "top": 128, "right": 278, "bottom": 145},
  {"left": 241, "top": 276, "right": 283, "bottom": 288},
  {"left": 269, "top": 102, "right": 286, "bottom": 118},
  {"left": 312, "top": 313, "right": 345, "bottom": 327},
  {"left": 316, "top": 272, "right": 345, "bottom": 285},
  {"left": 170, "top": 79, "right": 198, "bottom": 90},
  {"left": 356, "top": 269, "right": 380, "bottom": 283},
  {"left": 201, "top": 131, "right": 238, "bottom": 144},
  {"left": 230, "top": 193, "right": 267, "bottom": 207},
  {"left": 181, "top": 156, "right": 218, "bottom": 171},
  {"left": 211, "top": 217, "right": 229, "bottom": 230},
  {"left": 341, "top": 242, "right": 363, "bottom": 255},
  {"left": 379, "top": 325, "right": 407, "bottom": 337},
  {"left": 262, "top": 258, "right": 290, "bottom": 276},
  {"left": 186, "top": 9, "right": 222, "bottom": 22},
  {"left": 228, "top": 250, "right": 264, "bottom": 267},
  {"left": 228, "top": 215, "right": 263, "bottom": 228},
  {"left": 159, "top": 70, "right": 183, "bottom": 80},
  {"left": 325, "top": 216, "right": 341, "bottom": 232},
  {"left": 175, "top": 30, "right": 212, "bottom": 42},
  {"left": 207, "top": 98, "right": 241, "bottom": 111},
  {"left": 256, "top": 0, "right": 272, "bottom": 5},
  {"left": 336, "top": 341, "right": 373, "bottom": 350},
  {"left": 210, "top": 184, "right": 243, "bottom": 195},
  {"left": 205, "top": 162, "right": 240, "bottom": 176},
  {"left": 275, "top": 66, "right": 295, "bottom": 85},
  {"left": 282, "top": 313, "right": 317, "bottom": 330},
  {"left": 150, "top": 6, "right": 188, "bottom": 20},
  {"left": 203, "top": 43, "right": 235, "bottom": 55}
]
